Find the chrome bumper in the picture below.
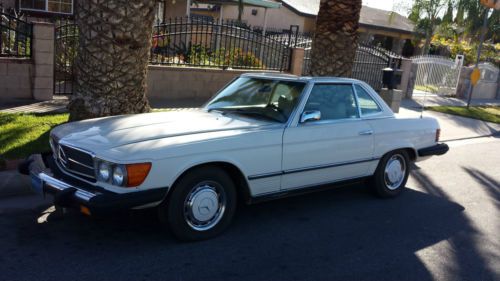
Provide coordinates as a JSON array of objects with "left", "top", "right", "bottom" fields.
[
  {"left": 36, "top": 172, "right": 96, "bottom": 202},
  {"left": 24, "top": 153, "right": 168, "bottom": 214}
]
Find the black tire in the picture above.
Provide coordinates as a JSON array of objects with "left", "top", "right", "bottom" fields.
[
  {"left": 158, "top": 166, "right": 237, "bottom": 241},
  {"left": 372, "top": 150, "right": 410, "bottom": 198}
]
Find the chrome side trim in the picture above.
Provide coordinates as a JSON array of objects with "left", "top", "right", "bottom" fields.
[
  {"left": 38, "top": 172, "right": 96, "bottom": 202},
  {"left": 248, "top": 171, "right": 283, "bottom": 180},
  {"left": 247, "top": 157, "right": 380, "bottom": 180},
  {"left": 283, "top": 157, "right": 379, "bottom": 175}
]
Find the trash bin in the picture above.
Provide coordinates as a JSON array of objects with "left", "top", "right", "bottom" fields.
[{"left": 382, "top": 68, "right": 403, "bottom": 90}]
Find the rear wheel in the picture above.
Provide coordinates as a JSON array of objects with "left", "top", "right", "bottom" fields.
[
  {"left": 372, "top": 150, "right": 410, "bottom": 198},
  {"left": 158, "top": 166, "right": 237, "bottom": 241}
]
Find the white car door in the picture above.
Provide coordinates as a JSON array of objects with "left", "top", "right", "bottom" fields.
[{"left": 281, "top": 83, "right": 375, "bottom": 190}]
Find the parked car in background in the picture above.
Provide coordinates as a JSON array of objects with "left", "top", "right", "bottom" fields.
[{"left": 22, "top": 73, "right": 449, "bottom": 241}]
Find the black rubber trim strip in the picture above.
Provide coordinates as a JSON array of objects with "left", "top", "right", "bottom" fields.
[
  {"left": 250, "top": 176, "right": 370, "bottom": 204},
  {"left": 418, "top": 143, "right": 449, "bottom": 157},
  {"left": 248, "top": 158, "right": 380, "bottom": 180}
]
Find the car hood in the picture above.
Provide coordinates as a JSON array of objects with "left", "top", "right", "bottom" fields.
[{"left": 52, "top": 110, "right": 275, "bottom": 150}]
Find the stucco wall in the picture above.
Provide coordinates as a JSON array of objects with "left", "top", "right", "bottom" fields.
[
  {"left": 0, "top": 0, "right": 16, "bottom": 9},
  {"left": 223, "top": 5, "right": 310, "bottom": 32},
  {"left": 0, "top": 58, "right": 33, "bottom": 100},
  {"left": 147, "top": 66, "right": 276, "bottom": 103}
]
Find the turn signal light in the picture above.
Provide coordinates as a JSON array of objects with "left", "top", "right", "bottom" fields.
[
  {"left": 126, "top": 163, "right": 152, "bottom": 187},
  {"left": 435, "top": 129, "right": 441, "bottom": 142}
]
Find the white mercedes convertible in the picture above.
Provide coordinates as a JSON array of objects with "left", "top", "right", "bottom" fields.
[{"left": 22, "top": 73, "right": 448, "bottom": 241}]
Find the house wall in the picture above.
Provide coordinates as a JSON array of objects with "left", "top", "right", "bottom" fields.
[
  {"left": 163, "top": 0, "right": 189, "bottom": 20},
  {"left": 222, "top": 5, "right": 312, "bottom": 33},
  {"left": 0, "top": 0, "right": 16, "bottom": 9}
]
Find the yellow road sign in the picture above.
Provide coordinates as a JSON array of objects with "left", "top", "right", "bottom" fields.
[{"left": 471, "top": 67, "right": 481, "bottom": 86}]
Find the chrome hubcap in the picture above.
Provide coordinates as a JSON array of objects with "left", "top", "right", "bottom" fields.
[
  {"left": 184, "top": 182, "right": 226, "bottom": 231},
  {"left": 384, "top": 154, "right": 406, "bottom": 190}
]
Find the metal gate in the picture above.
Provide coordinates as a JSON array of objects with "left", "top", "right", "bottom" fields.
[
  {"left": 54, "top": 20, "right": 78, "bottom": 95},
  {"left": 352, "top": 45, "right": 400, "bottom": 92},
  {"left": 303, "top": 43, "right": 400, "bottom": 92},
  {"left": 411, "top": 55, "right": 463, "bottom": 96}
]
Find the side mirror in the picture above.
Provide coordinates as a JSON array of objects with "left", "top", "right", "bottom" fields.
[{"left": 300, "top": 110, "right": 321, "bottom": 123}]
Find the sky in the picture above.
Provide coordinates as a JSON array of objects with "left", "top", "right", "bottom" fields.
[{"left": 363, "top": 0, "right": 414, "bottom": 16}]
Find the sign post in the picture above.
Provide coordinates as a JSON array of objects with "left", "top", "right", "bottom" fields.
[{"left": 467, "top": 0, "right": 498, "bottom": 108}]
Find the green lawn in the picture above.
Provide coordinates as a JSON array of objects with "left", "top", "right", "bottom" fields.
[
  {"left": 0, "top": 113, "right": 68, "bottom": 167},
  {"left": 426, "top": 106, "right": 500, "bottom": 124},
  {"left": 0, "top": 110, "right": 176, "bottom": 167}
]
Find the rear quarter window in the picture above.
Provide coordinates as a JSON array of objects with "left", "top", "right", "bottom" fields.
[{"left": 355, "top": 85, "right": 382, "bottom": 115}]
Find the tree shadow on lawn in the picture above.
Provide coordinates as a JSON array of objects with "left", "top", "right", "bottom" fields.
[
  {"left": 1, "top": 129, "right": 51, "bottom": 160},
  {"left": 1, "top": 180, "right": 496, "bottom": 281}
]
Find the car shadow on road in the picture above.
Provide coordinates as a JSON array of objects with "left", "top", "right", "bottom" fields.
[{"left": 0, "top": 182, "right": 494, "bottom": 281}]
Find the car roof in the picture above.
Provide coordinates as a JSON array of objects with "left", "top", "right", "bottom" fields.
[{"left": 240, "top": 72, "right": 360, "bottom": 83}]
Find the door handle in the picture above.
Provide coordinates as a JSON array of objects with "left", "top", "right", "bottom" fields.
[{"left": 359, "top": 130, "right": 373, "bottom": 136}]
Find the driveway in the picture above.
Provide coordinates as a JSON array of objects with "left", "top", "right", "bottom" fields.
[{"left": 0, "top": 138, "right": 498, "bottom": 281}]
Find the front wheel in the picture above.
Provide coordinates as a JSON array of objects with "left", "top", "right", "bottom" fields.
[
  {"left": 158, "top": 166, "right": 237, "bottom": 241},
  {"left": 372, "top": 150, "right": 410, "bottom": 198}
]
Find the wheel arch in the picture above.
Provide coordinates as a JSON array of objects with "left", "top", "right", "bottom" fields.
[{"left": 167, "top": 161, "right": 252, "bottom": 205}]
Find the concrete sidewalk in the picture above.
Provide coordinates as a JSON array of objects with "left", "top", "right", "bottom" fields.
[
  {"left": 398, "top": 99, "right": 500, "bottom": 141},
  {"left": 0, "top": 97, "right": 205, "bottom": 114},
  {"left": 403, "top": 95, "right": 500, "bottom": 108},
  {"left": 0, "top": 95, "right": 69, "bottom": 113}
]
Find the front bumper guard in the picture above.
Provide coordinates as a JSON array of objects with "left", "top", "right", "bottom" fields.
[{"left": 22, "top": 153, "right": 167, "bottom": 214}]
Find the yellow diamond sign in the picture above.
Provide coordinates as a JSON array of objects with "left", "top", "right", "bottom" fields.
[{"left": 471, "top": 67, "right": 481, "bottom": 86}]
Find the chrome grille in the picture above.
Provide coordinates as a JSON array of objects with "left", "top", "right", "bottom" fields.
[{"left": 53, "top": 140, "right": 96, "bottom": 182}]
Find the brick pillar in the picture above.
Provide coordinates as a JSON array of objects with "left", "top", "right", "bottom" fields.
[
  {"left": 32, "top": 22, "right": 55, "bottom": 101},
  {"left": 289, "top": 47, "right": 305, "bottom": 76}
]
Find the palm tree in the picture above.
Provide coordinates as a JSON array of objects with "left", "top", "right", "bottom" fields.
[
  {"left": 309, "top": 0, "right": 362, "bottom": 77},
  {"left": 68, "top": 0, "right": 156, "bottom": 121}
]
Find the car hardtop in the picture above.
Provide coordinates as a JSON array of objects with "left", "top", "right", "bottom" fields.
[{"left": 240, "top": 73, "right": 362, "bottom": 84}]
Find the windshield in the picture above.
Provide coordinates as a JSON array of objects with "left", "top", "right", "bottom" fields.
[{"left": 205, "top": 77, "right": 306, "bottom": 123}]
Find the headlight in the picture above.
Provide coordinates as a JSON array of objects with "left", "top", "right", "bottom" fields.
[
  {"left": 98, "top": 162, "right": 111, "bottom": 181},
  {"left": 112, "top": 165, "right": 126, "bottom": 186},
  {"left": 95, "top": 159, "right": 151, "bottom": 188}
]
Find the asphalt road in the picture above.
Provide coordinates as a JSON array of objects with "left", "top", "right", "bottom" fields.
[{"left": 0, "top": 138, "right": 498, "bottom": 281}]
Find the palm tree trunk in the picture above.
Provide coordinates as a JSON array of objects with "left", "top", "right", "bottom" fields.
[
  {"left": 68, "top": 0, "right": 156, "bottom": 121},
  {"left": 309, "top": 0, "right": 362, "bottom": 77}
]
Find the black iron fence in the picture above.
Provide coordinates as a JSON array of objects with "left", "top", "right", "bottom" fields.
[
  {"left": 54, "top": 19, "right": 78, "bottom": 95},
  {"left": 150, "top": 17, "right": 299, "bottom": 71},
  {"left": 0, "top": 12, "right": 32, "bottom": 57},
  {"left": 302, "top": 39, "right": 402, "bottom": 92},
  {"left": 351, "top": 44, "right": 402, "bottom": 91}
]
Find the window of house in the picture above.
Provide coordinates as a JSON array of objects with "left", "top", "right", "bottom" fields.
[
  {"left": 354, "top": 84, "right": 382, "bottom": 115},
  {"left": 20, "top": 0, "right": 73, "bottom": 14}
]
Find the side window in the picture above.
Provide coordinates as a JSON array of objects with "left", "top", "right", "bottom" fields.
[
  {"left": 304, "top": 84, "right": 359, "bottom": 121},
  {"left": 355, "top": 85, "right": 382, "bottom": 115}
]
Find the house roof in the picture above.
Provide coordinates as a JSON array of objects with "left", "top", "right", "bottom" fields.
[{"left": 281, "top": 0, "right": 415, "bottom": 34}]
